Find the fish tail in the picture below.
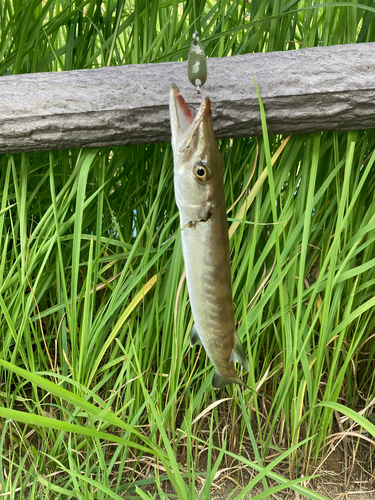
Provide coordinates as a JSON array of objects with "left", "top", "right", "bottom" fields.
[{"left": 212, "top": 371, "right": 250, "bottom": 390}]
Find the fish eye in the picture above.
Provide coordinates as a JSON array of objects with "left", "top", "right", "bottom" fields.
[
  {"left": 197, "top": 166, "right": 205, "bottom": 177},
  {"left": 194, "top": 161, "right": 209, "bottom": 182}
]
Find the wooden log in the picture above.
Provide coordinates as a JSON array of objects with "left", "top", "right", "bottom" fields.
[{"left": 1, "top": 42, "right": 375, "bottom": 153}]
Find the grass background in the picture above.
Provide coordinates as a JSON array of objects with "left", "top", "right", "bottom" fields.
[{"left": 1, "top": 1, "right": 375, "bottom": 499}]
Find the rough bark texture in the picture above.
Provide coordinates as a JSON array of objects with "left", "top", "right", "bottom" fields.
[{"left": 1, "top": 43, "right": 375, "bottom": 153}]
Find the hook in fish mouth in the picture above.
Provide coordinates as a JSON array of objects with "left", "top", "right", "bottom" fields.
[{"left": 169, "top": 83, "right": 212, "bottom": 152}]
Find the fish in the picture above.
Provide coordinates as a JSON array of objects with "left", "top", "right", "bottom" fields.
[{"left": 169, "top": 83, "right": 249, "bottom": 389}]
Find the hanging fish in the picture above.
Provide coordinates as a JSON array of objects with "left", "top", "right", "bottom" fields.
[{"left": 169, "top": 84, "right": 249, "bottom": 389}]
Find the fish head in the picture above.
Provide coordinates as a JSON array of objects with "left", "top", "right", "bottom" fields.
[{"left": 170, "top": 84, "right": 224, "bottom": 222}]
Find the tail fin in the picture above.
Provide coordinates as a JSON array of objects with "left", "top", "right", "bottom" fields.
[{"left": 212, "top": 371, "right": 249, "bottom": 390}]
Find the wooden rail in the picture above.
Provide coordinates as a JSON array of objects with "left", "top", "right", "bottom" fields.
[{"left": 1, "top": 42, "right": 375, "bottom": 153}]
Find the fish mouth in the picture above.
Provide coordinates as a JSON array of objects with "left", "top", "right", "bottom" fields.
[{"left": 170, "top": 83, "right": 211, "bottom": 152}]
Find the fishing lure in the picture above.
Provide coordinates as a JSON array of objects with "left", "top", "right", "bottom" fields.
[{"left": 187, "top": 31, "right": 207, "bottom": 98}]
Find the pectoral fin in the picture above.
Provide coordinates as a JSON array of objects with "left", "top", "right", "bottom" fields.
[
  {"left": 230, "top": 334, "right": 250, "bottom": 371},
  {"left": 190, "top": 324, "right": 202, "bottom": 347}
]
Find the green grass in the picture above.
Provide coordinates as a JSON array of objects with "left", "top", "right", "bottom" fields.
[{"left": 1, "top": 1, "right": 375, "bottom": 498}]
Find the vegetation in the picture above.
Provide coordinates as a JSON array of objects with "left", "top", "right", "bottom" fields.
[{"left": 1, "top": 1, "right": 375, "bottom": 498}]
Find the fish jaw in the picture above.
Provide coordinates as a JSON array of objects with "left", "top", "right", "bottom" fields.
[
  {"left": 169, "top": 83, "right": 214, "bottom": 154},
  {"left": 169, "top": 84, "right": 220, "bottom": 224}
]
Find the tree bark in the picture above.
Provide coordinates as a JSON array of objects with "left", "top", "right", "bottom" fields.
[{"left": 1, "top": 43, "right": 375, "bottom": 153}]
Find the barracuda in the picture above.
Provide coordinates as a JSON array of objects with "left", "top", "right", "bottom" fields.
[{"left": 170, "top": 84, "right": 249, "bottom": 389}]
